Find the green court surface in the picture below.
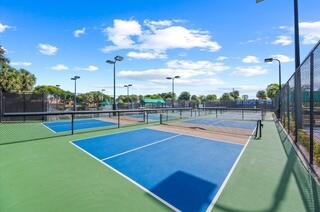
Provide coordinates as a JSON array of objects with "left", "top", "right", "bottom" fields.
[{"left": 0, "top": 119, "right": 320, "bottom": 212}]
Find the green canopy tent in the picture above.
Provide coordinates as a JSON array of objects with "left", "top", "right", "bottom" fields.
[{"left": 141, "top": 98, "right": 166, "bottom": 108}]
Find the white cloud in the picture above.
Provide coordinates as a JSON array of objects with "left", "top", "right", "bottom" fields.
[
  {"left": 277, "top": 21, "right": 320, "bottom": 45},
  {"left": 102, "top": 19, "right": 142, "bottom": 52},
  {"left": 74, "top": 28, "right": 86, "bottom": 38},
  {"left": 127, "top": 51, "right": 167, "bottom": 60},
  {"left": 272, "top": 35, "right": 292, "bottom": 46},
  {"left": 150, "top": 78, "right": 225, "bottom": 87},
  {"left": 0, "top": 23, "right": 10, "bottom": 33},
  {"left": 233, "top": 66, "right": 267, "bottom": 77},
  {"left": 51, "top": 64, "right": 69, "bottom": 71},
  {"left": 102, "top": 19, "right": 221, "bottom": 59},
  {"left": 11, "top": 61, "right": 32, "bottom": 67},
  {"left": 139, "top": 25, "right": 221, "bottom": 52},
  {"left": 299, "top": 21, "right": 320, "bottom": 45},
  {"left": 216, "top": 56, "right": 228, "bottom": 61},
  {"left": 38, "top": 43, "right": 58, "bottom": 55},
  {"left": 76, "top": 65, "right": 99, "bottom": 72},
  {"left": 144, "top": 20, "right": 173, "bottom": 31},
  {"left": 271, "top": 54, "right": 294, "bottom": 63},
  {"left": 166, "top": 60, "right": 229, "bottom": 73},
  {"left": 242, "top": 56, "right": 260, "bottom": 64},
  {"left": 119, "top": 60, "right": 229, "bottom": 81}
]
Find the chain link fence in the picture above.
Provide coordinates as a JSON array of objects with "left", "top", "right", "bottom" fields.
[{"left": 276, "top": 41, "right": 320, "bottom": 178}]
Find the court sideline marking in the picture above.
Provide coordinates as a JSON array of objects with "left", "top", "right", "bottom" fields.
[
  {"left": 69, "top": 138, "right": 180, "bottom": 212},
  {"left": 205, "top": 127, "right": 256, "bottom": 212},
  {"left": 101, "top": 134, "right": 181, "bottom": 161},
  {"left": 70, "top": 127, "right": 256, "bottom": 211}
]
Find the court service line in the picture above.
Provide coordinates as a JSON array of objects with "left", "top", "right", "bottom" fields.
[
  {"left": 206, "top": 127, "right": 256, "bottom": 212},
  {"left": 101, "top": 134, "right": 181, "bottom": 161},
  {"left": 69, "top": 141, "right": 180, "bottom": 212}
]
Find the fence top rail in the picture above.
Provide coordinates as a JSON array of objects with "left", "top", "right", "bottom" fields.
[
  {"left": 2, "top": 107, "right": 193, "bottom": 117},
  {"left": 199, "top": 107, "right": 262, "bottom": 111}
]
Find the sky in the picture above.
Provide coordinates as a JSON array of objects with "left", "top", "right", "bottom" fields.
[{"left": 0, "top": 0, "right": 320, "bottom": 98}]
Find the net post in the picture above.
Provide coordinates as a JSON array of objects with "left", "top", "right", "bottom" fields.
[
  {"left": 71, "top": 113, "right": 74, "bottom": 135},
  {"left": 160, "top": 113, "right": 163, "bottom": 124},
  {"left": 180, "top": 109, "right": 182, "bottom": 119},
  {"left": 259, "top": 120, "right": 262, "bottom": 138},
  {"left": 117, "top": 111, "right": 120, "bottom": 128}
]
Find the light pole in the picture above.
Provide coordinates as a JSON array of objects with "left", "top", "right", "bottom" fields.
[
  {"left": 265, "top": 58, "right": 282, "bottom": 118},
  {"left": 124, "top": 84, "right": 132, "bottom": 98},
  {"left": 257, "top": 0, "right": 300, "bottom": 68},
  {"left": 106, "top": 56, "right": 124, "bottom": 111},
  {"left": 166, "top": 76, "right": 180, "bottom": 108},
  {"left": 124, "top": 84, "right": 132, "bottom": 108},
  {"left": 70, "top": 76, "right": 80, "bottom": 111}
]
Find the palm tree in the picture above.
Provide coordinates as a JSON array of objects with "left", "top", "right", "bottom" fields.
[
  {"left": 0, "top": 45, "right": 10, "bottom": 67},
  {"left": 0, "top": 66, "right": 20, "bottom": 92},
  {"left": 18, "top": 69, "right": 36, "bottom": 92}
]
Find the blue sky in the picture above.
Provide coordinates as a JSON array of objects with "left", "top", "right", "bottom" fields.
[{"left": 0, "top": 0, "right": 320, "bottom": 98}]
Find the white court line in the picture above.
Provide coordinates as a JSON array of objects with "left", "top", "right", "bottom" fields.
[
  {"left": 205, "top": 127, "right": 256, "bottom": 212},
  {"left": 69, "top": 140, "right": 180, "bottom": 212},
  {"left": 101, "top": 134, "right": 181, "bottom": 161},
  {"left": 41, "top": 123, "right": 57, "bottom": 133}
]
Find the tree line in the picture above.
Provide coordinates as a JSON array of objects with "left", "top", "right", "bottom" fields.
[{"left": 1, "top": 44, "right": 280, "bottom": 107}]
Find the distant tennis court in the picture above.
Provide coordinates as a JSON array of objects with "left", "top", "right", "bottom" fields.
[
  {"left": 44, "top": 119, "right": 116, "bottom": 133},
  {"left": 72, "top": 128, "right": 248, "bottom": 211},
  {"left": 184, "top": 119, "right": 257, "bottom": 130}
]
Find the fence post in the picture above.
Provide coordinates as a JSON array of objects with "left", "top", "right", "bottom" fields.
[
  {"left": 23, "top": 93, "right": 26, "bottom": 122},
  {"left": 180, "top": 110, "right": 182, "bottom": 119},
  {"left": 42, "top": 93, "right": 45, "bottom": 122},
  {"left": 287, "top": 85, "right": 290, "bottom": 133},
  {"left": 310, "top": 53, "right": 314, "bottom": 165},
  {"left": 295, "top": 68, "right": 303, "bottom": 143},
  {"left": 0, "top": 90, "right": 2, "bottom": 122}
]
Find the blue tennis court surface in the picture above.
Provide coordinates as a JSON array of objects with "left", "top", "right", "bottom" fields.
[
  {"left": 44, "top": 119, "right": 116, "bottom": 133},
  {"left": 72, "top": 128, "right": 245, "bottom": 211},
  {"left": 185, "top": 119, "right": 257, "bottom": 130}
]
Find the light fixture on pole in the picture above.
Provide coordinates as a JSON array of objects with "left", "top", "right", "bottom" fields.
[
  {"left": 106, "top": 56, "right": 124, "bottom": 111},
  {"left": 124, "top": 84, "right": 132, "bottom": 97},
  {"left": 70, "top": 76, "right": 80, "bottom": 111},
  {"left": 166, "top": 76, "right": 180, "bottom": 108},
  {"left": 265, "top": 57, "right": 282, "bottom": 118}
]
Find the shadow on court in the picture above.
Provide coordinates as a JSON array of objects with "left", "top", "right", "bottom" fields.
[
  {"left": 213, "top": 120, "right": 320, "bottom": 212},
  {"left": 149, "top": 171, "right": 217, "bottom": 211}
]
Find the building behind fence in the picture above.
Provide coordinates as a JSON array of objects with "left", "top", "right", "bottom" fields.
[{"left": 275, "top": 40, "right": 320, "bottom": 178}]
